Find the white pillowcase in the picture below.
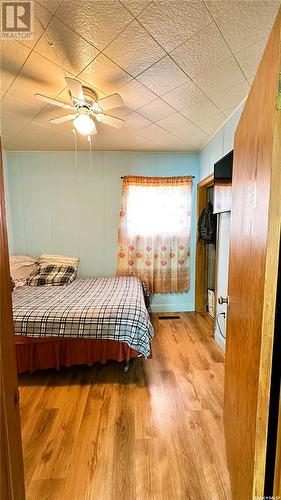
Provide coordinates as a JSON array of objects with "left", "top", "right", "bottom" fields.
[
  {"left": 10, "top": 255, "right": 38, "bottom": 288},
  {"left": 38, "top": 254, "right": 79, "bottom": 270}
]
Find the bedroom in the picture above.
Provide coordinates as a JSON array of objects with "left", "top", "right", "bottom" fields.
[{"left": 1, "top": 1, "right": 281, "bottom": 499}]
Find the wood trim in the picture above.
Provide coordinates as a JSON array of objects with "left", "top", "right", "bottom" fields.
[
  {"left": 195, "top": 174, "right": 214, "bottom": 313},
  {"left": 0, "top": 139, "right": 26, "bottom": 499},
  {"left": 253, "top": 11, "right": 281, "bottom": 495},
  {"left": 224, "top": 9, "right": 281, "bottom": 498},
  {"left": 274, "top": 391, "right": 281, "bottom": 496},
  {"left": 198, "top": 173, "right": 214, "bottom": 188}
]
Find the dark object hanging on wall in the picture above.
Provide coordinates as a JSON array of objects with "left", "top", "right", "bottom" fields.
[{"left": 198, "top": 201, "right": 217, "bottom": 244}]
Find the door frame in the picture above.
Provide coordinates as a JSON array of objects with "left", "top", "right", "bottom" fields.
[
  {"left": 195, "top": 173, "right": 214, "bottom": 313},
  {"left": 0, "top": 139, "right": 26, "bottom": 499}
]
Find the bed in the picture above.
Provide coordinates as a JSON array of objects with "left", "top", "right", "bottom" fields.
[{"left": 12, "top": 276, "right": 154, "bottom": 373}]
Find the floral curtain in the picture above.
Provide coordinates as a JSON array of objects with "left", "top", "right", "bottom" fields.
[{"left": 117, "top": 176, "right": 192, "bottom": 294}]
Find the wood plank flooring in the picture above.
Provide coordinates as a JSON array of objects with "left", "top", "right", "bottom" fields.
[{"left": 18, "top": 313, "right": 231, "bottom": 500}]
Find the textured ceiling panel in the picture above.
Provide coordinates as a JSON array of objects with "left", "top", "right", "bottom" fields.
[
  {"left": 119, "top": 0, "right": 152, "bottom": 17},
  {"left": 104, "top": 20, "right": 165, "bottom": 77},
  {"left": 55, "top": 0, "right": 134, "bottom": 50},
  {"left": 35, "top": 17, "right": 100, "bottom": 75},
  {"left": 235, "top": 37, "right": 268, "bottom": 79},
  {"left": 137, "top": 56, "right": 188, "bottom": 95},
  {"left": 211, "top": 81, "right": 250, "bottom": 114},
  {"left": 215, "top": 0, "right": 280, "bottom": 53},
  {"left": 161, "top": 80, "right": 205, "bottom": 111},
  {"left": 78, "top": 54, "right": 131, "bottom": 94},
  {"left": 156, "top": 113, "right": 192, "bottom": 133},
  {"left": 119, "top": 79, "right": 155, "bottom": 110},
  {"left": 0, "top": 41, "right": 31, "bottom": 93},
  {"left": 138, "top": 0, "right": 212, "bottom": 52},
  {"left": 138, "top": 98, "right": 175, "bottom": 122},
  {"left": 181, "top": 96, "right": 221, "bottom": 124},
  {"left": 171, "top": 22, "right": 231, "bottom": 79},
  {"left": 6, "top": 52, "right": 72, "bottom": 108},
  {"left": 193, "top": 57, "right": 246, "bottom": 96},
  {"left": 1, "top": 0, "right": 280, "bottom": 152},
  {"left": 196, "top": 112, "right": 227, "bottom": 135}
]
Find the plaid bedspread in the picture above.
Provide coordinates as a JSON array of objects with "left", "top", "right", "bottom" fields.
[{"left": 12, "top": 276, "right": 154, "bottom": 358}]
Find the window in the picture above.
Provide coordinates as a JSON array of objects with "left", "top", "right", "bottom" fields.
[{"left": 117, "top": 176, "right": 193, "bottom": 294}]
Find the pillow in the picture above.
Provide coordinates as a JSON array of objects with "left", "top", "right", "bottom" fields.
[
  {"left": 39, "top": 254, "right": 79, "bottom": 271},
  {"left": 9, "top": 255, "right": 38, "bottom": 288},
  {"left": 27, "top": 264, "right": 77, "bottom": 286}
]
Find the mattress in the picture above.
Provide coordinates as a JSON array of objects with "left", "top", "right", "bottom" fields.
[{"left": 12, "top": 276, "right": 154, "bottom": 358}]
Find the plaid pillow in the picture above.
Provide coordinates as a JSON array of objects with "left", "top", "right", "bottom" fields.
[{"left": 27, "top": 264, "right": 77, "bottom": 286}]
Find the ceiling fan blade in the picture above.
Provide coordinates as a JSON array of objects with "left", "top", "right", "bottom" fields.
[
  {"left": 65, "top": 77, "right": 85, "bottom": 100},
  {"left": 49, "top": 113, "right": 78, "bottom": 125},
  {"left": 35, "top": 93, "right": 73, "bottom": 109},
  {"left": 101, "top": 113, "right": 124, "bottom": 129},
  {"left": 97, "top": 93, "right": 124, "bottom": 111}
]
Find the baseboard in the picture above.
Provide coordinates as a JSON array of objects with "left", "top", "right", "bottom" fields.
[
  {"left": 149, "top": 303, "right": 194, "bottom": 312},
  {"left": 214, "top": 329, "right": 226, "bottom": 352}
]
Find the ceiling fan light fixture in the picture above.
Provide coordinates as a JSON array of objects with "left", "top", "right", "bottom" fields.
[
  {"left": 74, "top": 114, "right": 95, "bottom": 135},
  {"left": 95, "top": 113, "right": 104, "bottom": 122}
]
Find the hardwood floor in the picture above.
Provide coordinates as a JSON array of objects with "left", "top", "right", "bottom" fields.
[{"left": 18, "top": 313, "right": 231, "bottom": 500}]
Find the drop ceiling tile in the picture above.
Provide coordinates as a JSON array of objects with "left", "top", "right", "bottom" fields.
[
  {"left": 0, "top": 41, "right": 31, "bottom": 93},
  {"left": 181, "top": 97, "right": 221, "bottom": 123},
  {"left": 138, "top": 124, "right": 167, "bottom": 140},
  {"left": 204, "top": 0, "right": 234, "bottom": 19},
  {"left": 138, "top": 0, "right": 212, "bottom": 52},
  {"left": 247, "top": 77, "right": 255, "bottom": 86},
  {"left": 119, "top": 0, "right": 152, "bottom": 17},
  {"left": 174, "top": 123, "right": 209, "bottom": 144},
  {"left": 137, "top": 56, "right": 188, "bottom": 96},
  {"left": 7, "top": 52, "right": 71, "bottom": 108},
  {"left": 78, "top": 54, "right": 131, "bottom": 94},
  {"left": 105, "top": 105, "right": 132, "bottom": 120},
  {"left": 171, "top": 22, "right": 231, "bottom": 79},
  {"left": 55, "top": 0, "right": 134, "bottom": 51},
  {"left": 32, "top": 105, "right": 77, "bottom": 134},
  {"left": 193, "top": 57, "right": 245, "bottom": 97},
  {"left": 216, "top": 1, "right": 280, "bottom": 53},
  {"left": 35, "top": 17, "right": 100, "bottom": 75},
  {"left": 0, "top": 109, "right": 32, "bottom": 137},
  {"left": 1, "top": 95, "right": 39, "bottom": 121},
  {"left": 235, "top": 37, "right": 268, "bottom": 79},
  {"left": 104, "top": 20, "right": 165, "bottom": 77},
  {"left": 223, "top": 106, "right": 239, "bottom": 117},
  {"left": 211, "top": 80, "right": 250, "bottom": 112},
  {"left": 123, "top": 112, "right": 152, "bottom": 130},
  {"left": 152, "top": 132, "right": 186, "bottom": 150},
  {"left": 36, "top": 0, "right": 63, "bottom": 14},
  {"left": 20, "top": 2, "right": 52, "bottom": 49},
  {"left": 161, "top": 79, "right": 205, "bottom": 111},
  {"left": 196, "top": 112, "right": 226, "bottom": 135},
  {"left": 156, "top": 113, "right": 191, "bottom": 133},
  {"left": 138, "top": 97, "right": 175, "bottom": 122},
  {"left": 119, "top": 79, "right": 155, "bottom": 110}
]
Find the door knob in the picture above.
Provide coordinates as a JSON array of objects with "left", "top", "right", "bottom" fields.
[{"left": 218, "top": 296, "right": 229, "bottom": 305}]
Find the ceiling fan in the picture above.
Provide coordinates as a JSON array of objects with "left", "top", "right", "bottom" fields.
[{"left": 34, "top": 77, "right": 125, "bottom": 136}]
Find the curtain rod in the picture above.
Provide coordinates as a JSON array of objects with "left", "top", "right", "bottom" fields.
[{"left": 120, "top": 175, "right": 195, "bottom": 179}]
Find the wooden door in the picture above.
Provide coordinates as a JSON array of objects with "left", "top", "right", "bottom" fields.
[
  {"left": 0, "top": 141, "right": 26, "bottom": 499},
  {"left": 224, "top": 9, "right": 281, "bottom": 500}
]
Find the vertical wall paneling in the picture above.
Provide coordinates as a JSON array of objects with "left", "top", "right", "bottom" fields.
[{"left": 5, "top": 152, "right": 199, "bottom": 312}]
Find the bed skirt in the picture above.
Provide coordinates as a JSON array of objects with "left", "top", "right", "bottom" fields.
[{"left": 14, "top": 336, "right": 140, "bottom": 374}]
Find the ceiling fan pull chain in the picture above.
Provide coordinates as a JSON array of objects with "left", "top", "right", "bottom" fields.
[
  {"left": 88, "top": 135, "right": 93, "bottom": 172},
  {"left": 73, "top": 128, "right": 78, "bottom": 169}
]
